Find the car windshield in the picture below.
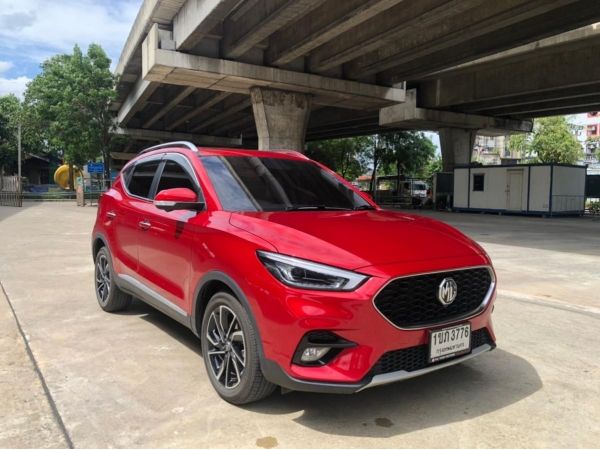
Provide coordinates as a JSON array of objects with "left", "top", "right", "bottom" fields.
[{"left": 201, "top": 155, "right": 372, "bottom": 212}]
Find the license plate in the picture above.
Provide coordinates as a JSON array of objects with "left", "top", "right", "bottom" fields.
[{"left": 429, "top": 323, "right": 471, "bottom": 363}]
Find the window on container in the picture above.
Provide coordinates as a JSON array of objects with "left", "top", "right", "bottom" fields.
[{"left": 473, "top": 174, "right": 485, "bottom": 192}]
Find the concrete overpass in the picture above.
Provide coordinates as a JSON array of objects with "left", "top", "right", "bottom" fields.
[{"left": 113, "top": 0, "right": 600, "bottom": 169}]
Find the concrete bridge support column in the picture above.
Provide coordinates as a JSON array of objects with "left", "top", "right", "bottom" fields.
[
  {"left": 250, "top": 87, "right": 312, "bottom": 151},
  {"left": 438, "top": 128, "right": 477, "bottom": 172}
]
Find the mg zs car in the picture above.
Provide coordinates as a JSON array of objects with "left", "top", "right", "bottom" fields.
[{"left": 92, "top": 141, "right": 496, "bottom": 404}]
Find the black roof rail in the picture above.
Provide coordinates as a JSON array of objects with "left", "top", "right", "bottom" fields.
[{"left": 139, "top": 141, "right": 198, "bottom": 154}]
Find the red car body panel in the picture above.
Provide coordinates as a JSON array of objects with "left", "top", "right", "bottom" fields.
[{"left": 93, "top": 146, "right": 496, "bottom": 391}]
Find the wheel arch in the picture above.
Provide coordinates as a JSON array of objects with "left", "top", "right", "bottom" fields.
[
  {"left": 92, "top": 233, "right": 110, "bottom": 261},
  {"left": 192, "top": 271, "right": 265, "bottom": 360}
]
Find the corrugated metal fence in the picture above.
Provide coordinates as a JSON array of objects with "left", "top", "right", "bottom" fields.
[{"left": 0, "top": 176, "right": 23, "bottom": 207}]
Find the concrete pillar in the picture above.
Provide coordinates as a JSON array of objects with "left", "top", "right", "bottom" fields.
[
  {"left": 250, "top": 87, "right": 312, "bottom": 151},
  {"left": 438, "top": 128, "right": 477, "bottom": 172}
]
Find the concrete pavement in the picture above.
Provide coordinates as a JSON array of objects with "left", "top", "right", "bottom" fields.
[{"left": 0, "top": 202, "right": 599, "bottom": 448}]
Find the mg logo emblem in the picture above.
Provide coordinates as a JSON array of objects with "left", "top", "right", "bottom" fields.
[{"left": 437, "top": 278, "right": 458, "bottom": 306}]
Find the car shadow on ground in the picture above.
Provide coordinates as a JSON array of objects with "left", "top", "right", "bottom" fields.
[
  {"left": 119, "top": 299, "right": 542, "bottom": 439},
  {"left": 244, "top": 348, "right": 541, "bottom": 438},
  {"left": 119, "top": 299, "right": 203, "bottom": 357}
]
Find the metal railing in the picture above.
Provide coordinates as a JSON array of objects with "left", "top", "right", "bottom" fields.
[{"left": 0, "top": 176, "right": 22, "bottom": 207}]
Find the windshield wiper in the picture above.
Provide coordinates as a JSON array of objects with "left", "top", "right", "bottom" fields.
[
  {"left": 285, "top": 205, "right": 353, "bottom": 211},
  {"left": 353, "top": 205, "right": 375, "bottom": 210}
]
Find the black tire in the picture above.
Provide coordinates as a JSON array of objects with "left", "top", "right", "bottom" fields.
[
  {"left": 201, "top": 292, "right": 276, "bottom": 404},
  {"left": 94, "top": 247, "right": 132, "bottom": 312}
]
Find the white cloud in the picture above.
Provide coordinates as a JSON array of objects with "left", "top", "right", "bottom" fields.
[
  {"left": 0, "top": 61, "right": 13, "bottom": 73},
  {"left": 0, "top": 0, "right": 141, "bottom": 67},
  {"left": 0, "top": 76, "right": 32, "bottom": 99}
]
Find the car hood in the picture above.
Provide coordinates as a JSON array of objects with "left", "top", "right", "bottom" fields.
[{"left": 229, "top": 210, "right": 486, "bottom": 270}]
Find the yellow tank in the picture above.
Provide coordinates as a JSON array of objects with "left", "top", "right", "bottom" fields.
[{"left": 53, "top": 165, "right": 82, "bottom": 190}]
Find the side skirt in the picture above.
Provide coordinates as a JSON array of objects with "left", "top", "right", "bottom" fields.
[{"left": 115, "top": 274, "right": 192, "bottom": 329}]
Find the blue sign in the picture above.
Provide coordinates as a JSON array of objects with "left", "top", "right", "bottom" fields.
[{"left": 87, "top": 162, "right": 104, "bottom": 174}]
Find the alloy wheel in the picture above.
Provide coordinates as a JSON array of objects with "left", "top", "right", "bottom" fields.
[
  {"left": 95, "top": 254, "right": 111, "bottom": 305},
  {"left": 206, "top": 305, "right": 246, "bottom": 389}
]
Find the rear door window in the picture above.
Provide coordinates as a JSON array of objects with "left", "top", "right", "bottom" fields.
[{"left": 127, "top": 160, "right": 161, "bottom": 199}]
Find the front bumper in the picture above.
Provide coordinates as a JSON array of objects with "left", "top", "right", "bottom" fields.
[
  {"left": 262, "top": 340, "right": 496, "bottom": 394},
  {"left": 248, "top": 255, "right": 497, "bottom": 389}
]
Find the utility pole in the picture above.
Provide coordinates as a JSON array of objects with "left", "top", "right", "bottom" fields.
[{"left": 17, "top": 123, "right": 22, "bottom": 189}]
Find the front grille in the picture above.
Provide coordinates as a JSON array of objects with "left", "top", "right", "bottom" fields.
[
  {"left": 370, "top": 328, "right": 493, "bottom": 376},
  {"left": 374, "top": 268, "right": 492, "bottom": 328}
]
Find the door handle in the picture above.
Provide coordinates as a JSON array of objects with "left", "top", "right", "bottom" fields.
[
  {"left": 138, "top": 220, "right": 151, "bottom": 230},
  {"left": 107, "top": 211, "right": 116, "bottom": 219}
]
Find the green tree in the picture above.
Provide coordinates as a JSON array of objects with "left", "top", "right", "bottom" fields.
[
  {"left": 508, "top": 133, "right": 531, "bottom": 158},
  {"left": 23, "top": 44, "right": 117, "bottom": 186},
  {"left": 422, "top": 154, "right": 443, "bottom": 179},
  {"left": 528, "top": 116, "right": 582, "bottom": 164},
  {"left": 0, "top": 94, "right": 21, "bottom": 175},
  {"left": 0, "top": 94, "right": 51, "bottom": 177},
  {"left": 379, "top": 131, "right": 436, "bottom": 178},
  {"left": 306, "top": 136, "right": 371, "bottom": 180},
  {"left": 586, "top": 135, "right": 600, "bottom": 157}
]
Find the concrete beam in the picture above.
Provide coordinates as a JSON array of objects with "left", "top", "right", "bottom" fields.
[
  {"left": 166, "top": 91, "right": 231, "bottom": 130},
  {"left": 379, "top": 90, "right": 533, "bottom": 134},
  {"left": 142, "top": 24, "right": 405, "bottom": 109},
  {"left": 433, "top": 22, "right": 600, "bottom": 74},
  {"left": 173, "top": 0, "right": 239, "bottom": 51},
  {"left": 190, "top": 98, "right": 251, "bottom": 133},
  {"left": 417, "top": 32, "right": 600, "bottom": 114},
  {"left": 117, "top": 78, "right": 160, "bottom": 125},
  {"left": 222, "top": 0, "right": 324, "bottom": 59},
  {"left": 143, "top": 86, "right": 196, "bottom": 128},
  {"left": 115, "top": 0, "right": 186, "bottom": 76},
  {"left": 110, "top": 152, "right": 137, "bottom": 161},
  {"left": 115, "top": 127, "right": 241, "bottom": 147},
  {"left": 211, "top": 115, "right": 255, "bottom": 136},
  {"left": 265, "top": 0, "right": 403, "bottom": 67},
  {"left": 381, "top": 0, "right": 600, "bottom": 82},
  {"left": 307, "top": 0, "right": 474, "bottom": 73},
  {"left": 345, "top": 0, "right": 578, "bottom": 80}
]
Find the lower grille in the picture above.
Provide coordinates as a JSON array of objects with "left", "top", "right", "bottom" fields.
[{"left": 370, "top": 328, "right": 494, "bottom": 376}]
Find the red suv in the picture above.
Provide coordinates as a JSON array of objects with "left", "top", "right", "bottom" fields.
[{"left": 92, "top": 141, "right": 496, "bottom": 404}]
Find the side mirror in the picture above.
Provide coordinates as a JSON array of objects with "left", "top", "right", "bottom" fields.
[{"left": 154, "top": 188, "right": 205, "bottom": 212}]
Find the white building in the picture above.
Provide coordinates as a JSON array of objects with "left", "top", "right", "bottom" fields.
[{"left": 453, "top": 164, "right": 586, "bottom": 216}]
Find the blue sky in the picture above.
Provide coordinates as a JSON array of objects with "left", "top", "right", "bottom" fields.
[{"left": 0, "top": 0, "right": 142, "bottom": 98}]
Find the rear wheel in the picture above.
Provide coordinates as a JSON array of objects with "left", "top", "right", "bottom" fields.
[
  {"left": 94, "top": 247, "right": 131, "bottom": 312},
  {"left": 201, "top": 292, "right": 275, "bottom": 404}
]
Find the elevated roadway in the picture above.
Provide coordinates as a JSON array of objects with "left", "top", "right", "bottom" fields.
[{"left": 113, "top": 0, "right": 600, "bottom": 168}]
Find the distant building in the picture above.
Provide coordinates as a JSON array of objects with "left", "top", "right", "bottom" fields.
[
  {"left": 576, "top": 112, "right": 600, "bottom": 174},
  {"left": 472, "top": 135, "right": 526, "bottom": 165}
]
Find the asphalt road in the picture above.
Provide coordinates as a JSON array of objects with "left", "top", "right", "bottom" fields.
[{"left": 0, "top": 202, "right": 598, "bottom": 448}]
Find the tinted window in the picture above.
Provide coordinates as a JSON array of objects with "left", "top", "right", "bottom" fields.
[
  {"left": 127, "top": 160, "right": 161, "bottom": 198},
  {"left": 473, "top": 174, "right": 485, "bottom": 192},
  {"left": 201, "top": 155, "right": 370, "bottom": 212},
  {"left": 156, "top": 160, "right": 195, "bottom": 193}
]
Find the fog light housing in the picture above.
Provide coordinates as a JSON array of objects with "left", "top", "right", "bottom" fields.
[
  {"left": 300, "top": 347, "right": 331, "bottom": 363},
  {"left": 293, "top": 331, "right": 356, "bottom": 366}
]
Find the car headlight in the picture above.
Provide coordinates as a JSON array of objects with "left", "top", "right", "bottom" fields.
[{"left": 257, "top": 251, "right": 368, "bottom": 291}]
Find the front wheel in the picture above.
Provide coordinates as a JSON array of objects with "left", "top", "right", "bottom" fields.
[{"left": 201, "top": 292, "right": 275, "bottom": 404}]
